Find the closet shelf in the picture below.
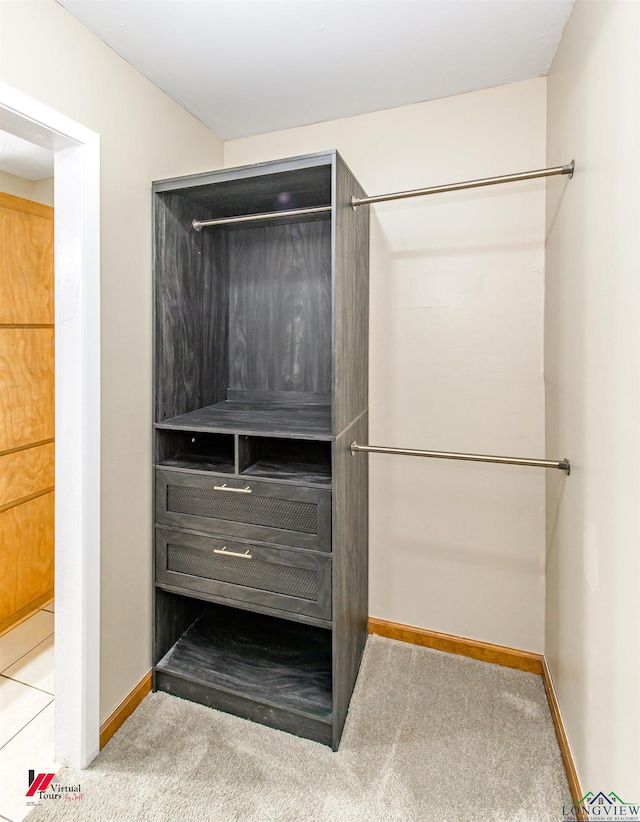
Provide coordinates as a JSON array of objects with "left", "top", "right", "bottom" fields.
[
  {"left": 156, "top": 400, "right": 332, "bottom": 440},
  {"left": 156, "top": 609, "right": 333, "bottom": 722},
  {"left": 158, "top": 454, "right": 235, "bottom": 474},
  {"left": 241, "top": 458, "right": 332, "bottom": 486}
]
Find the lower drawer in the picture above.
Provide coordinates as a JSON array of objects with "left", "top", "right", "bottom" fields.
[{"left": 155, "top": 528, "right": 331, "bottom": 620}]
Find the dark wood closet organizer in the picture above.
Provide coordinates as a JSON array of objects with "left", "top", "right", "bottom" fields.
[{"left": 152, "top": 151, "right": 369, "bottom": 749}]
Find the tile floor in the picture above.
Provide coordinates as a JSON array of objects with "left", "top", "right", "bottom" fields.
[{"left": 0, "top": 602, "right": 58, "bottom": 822}]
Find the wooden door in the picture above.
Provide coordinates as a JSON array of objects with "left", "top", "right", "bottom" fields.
[{"left": 0, "top": 191, "right": 54, "bottom": 634}]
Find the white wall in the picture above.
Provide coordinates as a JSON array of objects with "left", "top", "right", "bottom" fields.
[
  {"left": 0, "top": 170, "right": 54, "bottom": 206},
  {"left": 0, "top": 0, "right": 224, "bottom": 720},
  {"left": 545, "top": 0, "right": 640, "bottom": 797},
  {"left": 227, "top": 78, "right": 549, "bottom": 652}
]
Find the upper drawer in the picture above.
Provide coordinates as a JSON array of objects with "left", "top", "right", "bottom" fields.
[{"left": 155, "top": 470, "right": 331, "bottom": 552}]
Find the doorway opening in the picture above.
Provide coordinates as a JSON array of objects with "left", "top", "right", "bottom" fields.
[{"left": 0, "top": 82, "right": 101, "bottom": 770}]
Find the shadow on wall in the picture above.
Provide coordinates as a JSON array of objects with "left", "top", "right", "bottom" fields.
[{"left": 545, "top": 135, "right": 588, "bottom": 766}]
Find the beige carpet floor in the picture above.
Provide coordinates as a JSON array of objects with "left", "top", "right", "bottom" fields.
[{"left": 25, "top": 635, "right": 571, "bottom": 821}]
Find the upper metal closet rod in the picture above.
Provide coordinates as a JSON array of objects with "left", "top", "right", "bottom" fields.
[
  {"left": 192, "top": 205, "right": 331, "bottom": 231},
  {"left": 351, "top": 161, "right": 575, "bottom": 208}
]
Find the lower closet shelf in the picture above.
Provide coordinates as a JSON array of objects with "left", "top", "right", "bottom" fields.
[{"left": 155, "top": 606, "right": 333, "bottom": 745}]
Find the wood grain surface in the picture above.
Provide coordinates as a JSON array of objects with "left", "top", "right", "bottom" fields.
[
  {"left": 155, "top": 604, "right": 333, "bottom": 745},
  {"left": 541, "top": 659, "right": 585, "bottom": 814},
  {"left": 0, "top": 192, "right": 55, "bottom": 631},
  {"left": 157, "top": 400, "right": 332, "bottom": 440},
  {"left": 154, "top": 588, "right": 202, "bottom": 667},
  {"left": 152, "top": 155, "right": 369, "bottom": 750},
  {"left": 0, "top": 492, "right": 54, "bottom": 624},
  {"left": 0, "top": 193, "right": 53, "bottom": 325},
  {"left": 228, "top": 220, "right": 331, "bottom": 395},
  {"left": 100, "top": 672, "right": 153, "bottom": 750},
  {"left": 368, "top": 617, "right": 544, "bottom": 674},
  {"left": 156, "top": 527, "right": 332, "bottom": 620},
  {"left": 156, "top": 468, "right": 332, "bottom": 552},
  {"left": 154, "top": 192, "right": 229, "bottom": 422},
  {"left": 0, "top": 328, "right": 54, "bottom": 452},
  {"left": 0, "top": 441, "right": 54, "bottom": 508},
  {"left": 166, "top": 161, "right": 332, "bottom": 218},
  {"left": 332, "top": 413, "right": 369, "bottom": 749},
  {"left": 333, "top": 156, "right": 369, "bottom": 435}
]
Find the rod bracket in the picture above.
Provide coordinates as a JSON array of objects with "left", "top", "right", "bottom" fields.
[
  {"left": 351, "top": 196, "right": 360, "bottom": 211},
  {"left": 563, "top": 160, "right": 575, "bottom": 179},
  {"left": 192, "top": 219, "right": 202, "bottom": 231}
]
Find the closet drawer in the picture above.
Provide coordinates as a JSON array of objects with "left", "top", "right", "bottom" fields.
[
  {"left": 156, "top": 528, "right": 331, "bottom": 620},
  {"left": 156, "top": 470, "right": 331, "bottom": 551}
]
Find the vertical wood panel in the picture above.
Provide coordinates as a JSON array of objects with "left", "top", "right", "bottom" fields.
[
  {"left": 331, "top": 154, "right": 369, "bottom": 747},
  {"left": 333, "top": 155, "right": 369, "bottom": 435},
  {"left": 154, "top": 192, "right": 229, "bottom": 422},
  {"left": 0, "top": 442, "right": 55, "bottom": 507},
  {"left": 0, "top": 328, "right": 54, "bottom": 452},
  {"left": 0, "top": 493, "right": 54, "bottom": 624},
  {"left": 153, "top": 587, "right": 201, "bottom": 667},
  {"left": 0, "top": 193, "right": 54, "bottom": 325},
  {"left": 332, "top": 412, "right": 369, "bottom": 749},
  {"left": 228, "top": 220, "right": 331, "bottom": 395}
]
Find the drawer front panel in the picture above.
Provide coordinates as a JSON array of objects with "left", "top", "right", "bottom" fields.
[
  {"left": 167, "top": 485, "right": 318, "bottom": 534},
  {"left": 167, "top": 542, "right": 319, "bottom": 600},
  {"left": 156, "top": 529, "right": 331, "bottom": 620},
  {"left": 156, "top": 470, "right": 331, "bottom": 551}
]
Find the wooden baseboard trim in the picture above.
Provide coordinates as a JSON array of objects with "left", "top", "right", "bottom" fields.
[
  {"left": 0, "top": 591, "right": 54, "bottom": 637},
  {"left": 100, "top": 672, "right": 153, "bottom": 750},
  {"left": 541, "top": 658, "right": 584, "bottom": 815},
  {"left": 368, "top": 617, "right": 544, "bottom": 674}
]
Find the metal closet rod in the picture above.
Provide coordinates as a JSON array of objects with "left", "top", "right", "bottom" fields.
[
  {"left": 192, "top": 205, "right": 331, "bottom": 230},
  {"left": 191, "top": 160, "right": 574, "bottom": 227},
  {"left": 351, "top": 160, "right": 575, "bottom": 208},
  {"left": 351, "top": 442, "right": 571, "bottom": 474}
]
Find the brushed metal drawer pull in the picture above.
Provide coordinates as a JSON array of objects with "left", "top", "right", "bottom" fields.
[
  {"left": 213, "top": 546, "right": 252, "bottom": 560},
  {"left": 213, "top": 483, "right": 252, "bottom": 494}
]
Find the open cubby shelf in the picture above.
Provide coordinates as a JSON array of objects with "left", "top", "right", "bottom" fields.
[
  {"left": 239, "top": 435, "right": 331, "bottom": 486},
  {"left": 157, "top": 430, "right": 333, "bottom": 486},
  {"left": 156, "top": 431, "right": 236, "bottom": 475},
  {"left": 241, "top": 459, "right": 331, "bottom": 486},
  {"left": 156, "top": 604, "right": 332, "bottom": 722},
  {"left": 160, "top": 454, "right": 235, "bottom": 473}
]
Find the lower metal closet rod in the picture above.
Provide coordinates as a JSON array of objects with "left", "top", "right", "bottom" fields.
[{"left": 350, "top": 442, "right": 570, "bottom": 474}]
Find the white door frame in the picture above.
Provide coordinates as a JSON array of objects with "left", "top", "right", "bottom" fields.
[{"left": 0, "top": 83, "right": 101, "bottom": 768}]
